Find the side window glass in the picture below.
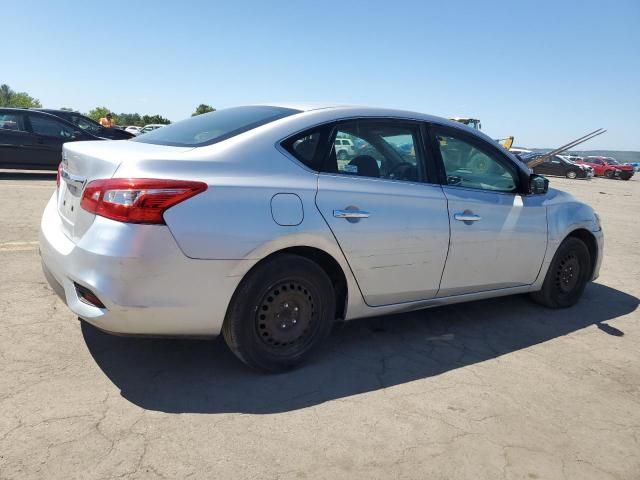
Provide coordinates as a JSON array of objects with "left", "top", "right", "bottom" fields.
[
  {"left": 328, "top": 121, "right": 423, "bottom": 182},
  {"left": 72, "top": 115, "right": 99, "bottom": 134},
  {"left": 281, "top": 129, "right": 326, "bottom": 171},
  {"left": 0, "top": 113, "right": 27, "bottom": 132},
  {"left": 29, "top": 115, "right": 76, "bottom": 138},
  {"left": 436, "top": 134, "right": 519, "bottom": 193}
]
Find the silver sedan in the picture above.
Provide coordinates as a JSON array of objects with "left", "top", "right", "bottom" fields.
[{"left": 40, "top": 104, "right": 604, "bottom": 371}]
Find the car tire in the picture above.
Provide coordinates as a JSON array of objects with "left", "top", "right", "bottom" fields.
[
  {"left": 566, "top": 170, "right": 578, "bottom": 179},
  {"left": 604, "top": 170, "right": 614, "bottom": 179},
  {"left": 530, "top": 237, "right": 591, "bottom": 309},
  {"left": 222, "top": 254, "right": 336, "bottom": 372}
]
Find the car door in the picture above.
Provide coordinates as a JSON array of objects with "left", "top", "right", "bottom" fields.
[
  {"left": 314, "top": 119, "right": 450, "bottom": 306},
  {"left": 533, "top": 159, "right": 553, "bottom": 175},
  {"left": 26, "top": 114, "right": 83, "bottom": 168},
  {"left": 548, "top": 157, "right": 565, "bottom": 176},
  {"left": 430, "top": 125, "right": 547, "bottom": 297},
  {"left": 589, "top": 159, "right": 604, "bottom": 175},
  {"left": 0, "top": 112, "right": 35, "bottom": 167}
]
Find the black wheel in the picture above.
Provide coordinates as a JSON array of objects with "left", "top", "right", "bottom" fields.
[
  {"left": 530, "top": 237, "right": 591, "bottom": 308},
  {"left": 337, "top": 150, "right": 348, "bottom": 161},
  {"left": 604, "top": 169, "right": 614, "bottom": 179},
  {"left": 566, "top": 170, "right": 577, "bottom": 179},
  {"left": 223, "top": 254, "right": 336, "bottom": 372}
]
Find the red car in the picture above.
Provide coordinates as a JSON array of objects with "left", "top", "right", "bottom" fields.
[{"left": 576, "top": 156, "right": 634, "bottom": 180}]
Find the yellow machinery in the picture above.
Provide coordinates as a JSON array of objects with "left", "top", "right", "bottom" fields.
[{"left": 450, "top": 117, "right": 514, "bottom": 150}]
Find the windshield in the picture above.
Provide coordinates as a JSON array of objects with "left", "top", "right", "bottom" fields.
[{"left": 132, "top": 106, "right": 300, "bottom": 147}]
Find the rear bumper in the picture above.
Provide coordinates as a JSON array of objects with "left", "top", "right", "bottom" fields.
[{"left": 39, "top": 194, "right": 252, "bottom": 336}]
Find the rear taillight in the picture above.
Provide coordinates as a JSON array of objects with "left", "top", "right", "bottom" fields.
[
  {"left": 56, "top": 163, "right": 62, "bottom": 188},
  {"left": 80, "top": 178, "right": 208, "bottom": 224}
]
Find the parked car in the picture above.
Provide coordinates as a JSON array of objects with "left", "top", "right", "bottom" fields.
[
  {"left": 625, "top": 161, "right": 640, "bottom": 172},
  {"left": 40, "top": 105, "right": 603, "bottom": 372},
  {"left": 138, "top": 124, "right": 166, "bottom": 135},
  {"left": 36, "top": 109, "right": 134, "bottom": 140},
  {"left": 521, "top": 153, "right": 592, "bottom": 179},
  {"left": 334, "top": 137, "right": 355, "bottom": 160},
  {"left": 508, "top": 147, "right": 532, "bottom": 156},
  {"left": 0, "top": 108, "right": 104, "bottom": 170},
  {"left": 124, "top": 126, "right": 142, "bottom": 136},
  {"left": 575, "top": 156, "right": 634, "bottom": 180}
]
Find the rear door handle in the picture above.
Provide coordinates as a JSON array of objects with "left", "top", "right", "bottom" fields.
[
  {"left": 454, "top": 212, "right": 482, "bottom": 222},
  {"left": 333, "top": 209, "right": 370, "bottom": 219}
]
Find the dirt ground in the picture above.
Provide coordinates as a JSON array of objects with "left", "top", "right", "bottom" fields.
[{"left": 0, "top": 171, "right": 638, "bottom": 480}]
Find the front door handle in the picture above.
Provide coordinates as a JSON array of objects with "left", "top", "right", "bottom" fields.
[
  {"left": 334, "top": 209, "right": 370, "bottom": 219},
  {"left": 454, "top": 212, "right": 482, "bottom": 222}
]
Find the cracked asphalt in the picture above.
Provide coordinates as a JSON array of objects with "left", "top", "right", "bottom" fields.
[{"left": 1, "top": 171, "right": 639, "bottom": 479}]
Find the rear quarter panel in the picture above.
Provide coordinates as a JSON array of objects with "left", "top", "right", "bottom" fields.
[{"left": 115, "top": 131, "right": 368, "bottom": 319}]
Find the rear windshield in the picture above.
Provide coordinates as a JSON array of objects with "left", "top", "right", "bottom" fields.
[{"left": 132, "top": 106, "right": 300, "bottom": 147}]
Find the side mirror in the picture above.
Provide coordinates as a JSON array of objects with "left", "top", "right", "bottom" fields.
[{"left": 529, "top": 174, "right": 549, "bottom": 195}]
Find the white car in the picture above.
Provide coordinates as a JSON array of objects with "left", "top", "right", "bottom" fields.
[
  {"left": 334, "top": 137, "right": 356, "bottom": 160},
  {"left": 509, "top": 147, "right": 532, "bottom": 156},
  {"left": 138, "top": 124, "right": 166, "bottom": 135},
  {"left": 124, "top": 126, "right": 142, "bottom": 136},
  {"left": 40, "top": 104, "right": 604, "bottom": 372}
]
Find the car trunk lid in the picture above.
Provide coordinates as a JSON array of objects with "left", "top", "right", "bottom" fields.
[{"left": 57, "top": 140, "right": 194, "bottom": 242}]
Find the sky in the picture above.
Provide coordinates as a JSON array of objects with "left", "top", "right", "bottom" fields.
[{"left": 3, "top": 0, "right": 639, "bottom": 150}]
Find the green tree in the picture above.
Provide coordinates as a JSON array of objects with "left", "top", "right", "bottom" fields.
[
  {"left": 0, "top": 84, "right": 42, "bottom": 108},
  {"left": 87, "top": 107, "right": 113, "bottom": 122},
  {"left": 192, "top": 104, "right": 215, "bottom": 116},
  {"left": 117, "top": 113, "right": 143, "bottom": 126},
  {"left": 142, "top": 114, "right": 171, "bottom": 125}
]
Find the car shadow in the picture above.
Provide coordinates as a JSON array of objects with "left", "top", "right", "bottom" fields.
[
  {"left": 82, "top": 283, "right": 638, "bottom": 414},
  {"left": 0, "top": 171, "right": 56, "bottom": 181}
]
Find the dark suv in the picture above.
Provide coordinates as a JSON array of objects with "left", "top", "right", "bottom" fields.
[
  {"left": 0, "top": 108, "right": 104, "bottom": 170},
  {"left": 37, "top": 109, "right": 134, "bottom": 140}
]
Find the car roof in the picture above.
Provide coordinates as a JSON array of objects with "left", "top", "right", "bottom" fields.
[
  {"left": 36, "top": 108, "right": 70, "bottom": 113},
  {"left": 277, "top": 104, "right": 501, "bottom": 144}
]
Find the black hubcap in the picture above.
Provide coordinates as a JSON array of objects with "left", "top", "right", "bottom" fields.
[
  {"left": 255, "top": 281, "right": 315, "bottom": 348},
  {"left": 555, "top": 254, "right": 580, "bottom": 293}
]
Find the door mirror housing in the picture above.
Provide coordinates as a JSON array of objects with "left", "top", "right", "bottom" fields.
[{"left": 529, "top": 174, "right": 549, "bottom": 195}]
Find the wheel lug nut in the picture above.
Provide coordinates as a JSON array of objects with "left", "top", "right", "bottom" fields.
[
  {"left": 292, "top": 319, "right": 297, "bottom": 324},
  {"left": 294, "top": 307, "right": 299, "bottom": 312},
  {"left": 281, "top": 323, "right": 287, "bottom": 328},
  {"left": 284, "top": 303, "right": 289, "bottom": 309}
]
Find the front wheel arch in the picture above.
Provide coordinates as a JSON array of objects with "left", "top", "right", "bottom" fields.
[{"left": 564, "top": 229, "right": 598, "bottom": 280}]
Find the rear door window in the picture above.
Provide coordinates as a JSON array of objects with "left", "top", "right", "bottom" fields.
[
  {"left": 28, "top": 115, "right": 76, "bottom": 138},
  {"left": 0, "top": 113, "right": 27, "bottom": 132},
  {"left": 325, "top": 120, "right": 425, "bottom": 183}
]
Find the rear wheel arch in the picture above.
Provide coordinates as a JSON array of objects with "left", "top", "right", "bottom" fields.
[{"left": 227, "top": 246, "right": 348, "bottom": 323}]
